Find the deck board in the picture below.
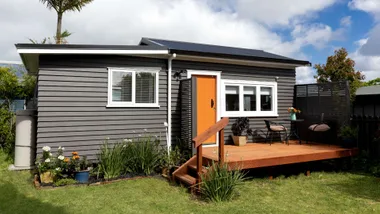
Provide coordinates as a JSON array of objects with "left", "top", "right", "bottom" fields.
[{"left": 203, "top": 141, "right": 359, "bottom": 169}]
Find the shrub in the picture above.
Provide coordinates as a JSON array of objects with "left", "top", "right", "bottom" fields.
[
  {"left": 0, "top": 108, "right": 15, "bottom": 157},
  {"left": 339, "top": 125, "right": 358, "bottom": 139},
  {"left": 199, "top": 162, "right": 246, "bottom": 202},
  {"left": 97, "top": 140, "right": 125, "bottom": 180},
  {"left": 124, "top": 136, "right": 162, "bottom": 175}
]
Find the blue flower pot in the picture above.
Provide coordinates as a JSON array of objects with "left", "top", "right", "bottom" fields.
[
  {"left": 74, "top": 170, "right": 90, "bottom": 183},
  {"left": 290, "top": 113, "right": 297, "bottom": 120}
]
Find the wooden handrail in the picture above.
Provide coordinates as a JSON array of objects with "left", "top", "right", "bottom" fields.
[
  {"left": 192, "top": 117, "right": 229, "bottom": 187},
  {"left": 192, "top": 117, "right": 229, "bottom": 148}
]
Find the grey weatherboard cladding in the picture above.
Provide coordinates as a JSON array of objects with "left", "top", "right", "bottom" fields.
[
  {"left": 36, "top": 54, "right": 296, "bottom": 158},
  {"left": 172, "top": 60, "right": 295, "bottom": 144},
  {"left": 37, "top": 55, "right": 168, "bottom": 159}
]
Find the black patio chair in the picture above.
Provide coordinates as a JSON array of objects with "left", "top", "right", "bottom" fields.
[
  {"left": 264, "top": 120, "right": 288, "bottom": 145},
  {"left": 307, "top": 113, "right": 331, "bottom": 144}
]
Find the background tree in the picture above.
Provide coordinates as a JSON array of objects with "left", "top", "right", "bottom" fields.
[
  {"left": 363, "top": 78, "right": 380, "bottom": 87},
  {"left": 39, "top": 0, "right": 93, "bottom": 44},
  {"left": 0, "top": 67, "right": 36, "bottom": 157},
  {"left": 314, "top": 48, "right": 365, "bottom": 101}
]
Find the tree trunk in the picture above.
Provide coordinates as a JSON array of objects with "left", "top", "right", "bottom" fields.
[{"left": 56, "top": 12, "right": 63, "bottom": 44}]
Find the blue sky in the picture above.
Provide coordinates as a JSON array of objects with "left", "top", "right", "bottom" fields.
[
  {"left": 1, "top": 0, "right": 380, "bottom": 83},
  {"left": 302, "top": 2, "right": 372, "bottom": 64}
]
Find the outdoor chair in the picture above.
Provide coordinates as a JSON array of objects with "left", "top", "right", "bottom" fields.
[
  {"left": 264, "top": 120, "right": 288, "bottom": 145},
  {"left": 307, "top": 113, "right": 331, "bottom": 144}
]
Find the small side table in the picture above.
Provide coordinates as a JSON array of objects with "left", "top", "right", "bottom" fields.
[{"left": 283, "top": 119, "right": 304, "bottom": 144}]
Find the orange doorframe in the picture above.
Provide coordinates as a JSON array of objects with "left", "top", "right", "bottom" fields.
[{"left": 195, "top": 75, "right": 217, "bottom": 144}]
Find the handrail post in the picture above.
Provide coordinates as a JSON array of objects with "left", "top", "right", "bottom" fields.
[
  {"left": 196, "top": 145, "right": 202, "bottom": 189},
  {"left": 218, "top": 128, "right": 225, "bottom": 164}
]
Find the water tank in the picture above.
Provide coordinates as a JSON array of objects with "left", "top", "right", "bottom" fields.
[{"left": 9, "top": 109, "right": 37, "bottom": 170}]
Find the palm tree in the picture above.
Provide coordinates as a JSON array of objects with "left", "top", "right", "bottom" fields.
[{"left": 39, "top": 0, "right": 93, "bottom": 44}]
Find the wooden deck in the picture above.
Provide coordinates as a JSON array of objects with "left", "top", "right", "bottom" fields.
[{"left": 203, "top": 141, "right": 359, "bottom": 169}]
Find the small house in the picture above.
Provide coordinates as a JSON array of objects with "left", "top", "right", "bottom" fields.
[{"left": 16, "top": 38, "right": 310, "bottom": 158}]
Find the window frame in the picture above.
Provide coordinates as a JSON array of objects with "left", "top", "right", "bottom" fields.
[
  {"left": 107, "top": 67, "right": 160, "bottom": 108},
  {"left": 221, "top": 79, "right": 278, "bottom": 117}
]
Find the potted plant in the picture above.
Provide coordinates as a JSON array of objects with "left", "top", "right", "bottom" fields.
[
  {"left": 36, "top": 146, "right": 54, "bottom": 184},
  {"left": 288, "top": 107, "right": 301, "bottom": 120},
  {"left": 339, "top": 125, "right": 358, "bottom": 148},
  {"left": 70, "top": 152, "right": 90, "bottom": 183},
  {"left": 231, "top": 117, "right": 253, "bottom": 146}
]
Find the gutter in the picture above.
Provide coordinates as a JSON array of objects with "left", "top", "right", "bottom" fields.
[{"left": 167, "top": 53, "right": 176, "bottom": 154}]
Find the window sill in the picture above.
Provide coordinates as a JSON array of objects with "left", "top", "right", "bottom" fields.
[
  {"left": 222, "top": 112, "right": 279, "bottom": 117},
  {"left": 106, "top": 104, "right": 160, "bottom": 108}
]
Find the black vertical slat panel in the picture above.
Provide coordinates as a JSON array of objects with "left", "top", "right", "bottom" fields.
[
  {"left": 180, "top": 78, "right": 192, "bottom": 149},
  {"left": 295, "top": 81, "right": 350, "bottom": 144}
]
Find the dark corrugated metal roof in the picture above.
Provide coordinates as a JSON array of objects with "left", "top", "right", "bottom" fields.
[{"left": 141, "top": 38, "right": 310, "bottom": 65}]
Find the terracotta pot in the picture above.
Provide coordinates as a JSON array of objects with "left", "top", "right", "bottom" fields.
[
  {"left": 233, "top": 136, "right": 247, "bottom": 146},
  {"left": 161, "top": 167, "right": 169, "bottom": 178},
  {"left": 40, "top": 171, "right": 54, "bottom": 184}
]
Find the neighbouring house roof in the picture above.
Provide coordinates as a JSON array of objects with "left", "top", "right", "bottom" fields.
[
  {"left": 15, "top": 37, "right": 311, "bottom": 74},
  {"left": 356, "top": 85, "right": 380, "bottom": 96}
]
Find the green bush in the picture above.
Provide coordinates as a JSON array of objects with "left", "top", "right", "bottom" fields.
[
  {"left": 199, "top": 162, "right": 246, "bottom": 202},
  {"left": 97, "top": 140, "right": 125, "bottom": 180},
  {"left": 124, "top": 136, "right": 163, "bottom": 175},
  {"left": 0, "top": 108, "right": 15, "bottom": 157}
]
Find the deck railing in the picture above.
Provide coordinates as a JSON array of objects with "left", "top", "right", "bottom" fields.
[{"left": 192, "top": 117, "right": 229, "bottom": 185}]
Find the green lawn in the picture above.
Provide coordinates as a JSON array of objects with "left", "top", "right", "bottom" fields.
[{"left": 1, "top": 151, "right": 380, "bottom": 214}]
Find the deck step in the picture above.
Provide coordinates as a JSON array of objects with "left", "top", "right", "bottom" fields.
[
  {"left": 188, "top": 163, "right": 208, "bottom": 174},
  {"left": 175, "top": 173, "right": 196, "bottom": 186}
]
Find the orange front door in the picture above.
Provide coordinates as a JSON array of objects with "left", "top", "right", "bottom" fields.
[{"left": 195, "top": 75, "right": 217, "bottom": 144}]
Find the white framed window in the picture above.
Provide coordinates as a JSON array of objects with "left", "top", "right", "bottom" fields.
[
  {"left": 107, "top": 67, "right": 160, "bottom": 107},
  {"left": 222, "top": 80, "right": 278, "bottom": 117}
]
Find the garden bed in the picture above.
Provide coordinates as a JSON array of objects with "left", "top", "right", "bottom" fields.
[{"left": 33, "top": 173, "right": 162, "bottom": 189}]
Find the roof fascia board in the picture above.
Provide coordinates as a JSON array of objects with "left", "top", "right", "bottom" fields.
[
  {"left": 171, "top": 50, "right": 310, "bottom": 66},
  {"left": 175, "top": 54, "right": 310, "bottom": 69},
  {"left": 17, "top": 49, "right": 169, "bottom": 55}
]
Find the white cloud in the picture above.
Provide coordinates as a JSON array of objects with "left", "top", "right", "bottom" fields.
[
  {"left": 348, "top": 1, "right": 380, "bottom": 56},
  {"left": 340, "top": 16, "right": 352, "bottom": 27},
  {"left": 0, "top": 0, "right": 339, "bottom": 78},
  {"left": 235, "top": 0, "right": 338, "bottom": 26},
  {"left": 349, "top": 0, "right": 380, "bottom": 18},
  {"left": 296, "top": 66, "right": 316, "bottom": 84},
  {"left": 350, "top": 38, "right": 380, "bottom": 80}
]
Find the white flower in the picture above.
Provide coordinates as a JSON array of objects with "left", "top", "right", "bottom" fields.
[
  {"left": 138, "top": 134, "right": 142, "bottom": 137},
  {"left": 164, "top": 122, "right": 168, "bottom": 127},
  {"left": 143, "top": 129, "right": 148, "bottom": 132},
  {"left": 49, "top": 153, "right": 53, "bottom": 156},
  {"left": 106, "top": 137, "right": 110, "bottom": 140},
  {"left": 123, "top": 139, "right": 132, "bottom": 143},
  {"left": 123, "top": 145, "right": 127, "bottom": 148},
  {"left": 42, "top": 146, "right": 51, "bottom": 152},
  {"left": 45, "top": 158, "right": 51, "bottom": 163},
  {"left": 55, "top": 167, "right": 61, "bottom": 171},
  {"left": 58, "top": 155, "right": 64, "bottom": 160},
  {"left": 58, "top": 146, "right": 65, "bottom": 151}
]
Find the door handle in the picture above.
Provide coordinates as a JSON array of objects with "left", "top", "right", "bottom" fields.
[{"left": 211, "top": 99, "right": 214, "bottom": 108}]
